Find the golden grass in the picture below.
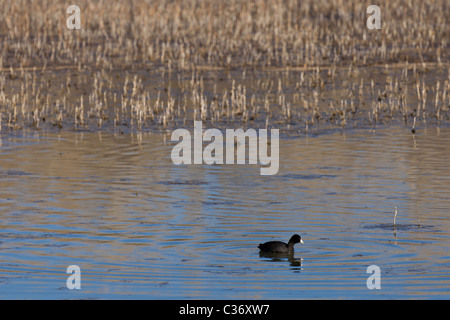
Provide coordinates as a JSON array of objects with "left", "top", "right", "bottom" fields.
[
  {"left": 0, "top": 0, "right": 448, "bottom": 132},
  {"left": 1, "top": 0, "right": 448, "bottom": 69}
]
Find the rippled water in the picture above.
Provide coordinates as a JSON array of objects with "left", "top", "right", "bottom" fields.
[{"left": 0, "top": 125, "right": 449, "bottom": 299}]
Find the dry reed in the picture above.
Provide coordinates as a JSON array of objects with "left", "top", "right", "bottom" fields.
[{"left": 0, "top": 0, "right": 448, "bottom": 133}]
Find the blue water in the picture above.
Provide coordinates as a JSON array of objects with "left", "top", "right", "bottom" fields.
[{"left": 0, "top": 126, "right": 449, "bottom": 299}]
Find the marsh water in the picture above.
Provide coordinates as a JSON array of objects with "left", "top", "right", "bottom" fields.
[{"left": 0, "top": 124, "right": 449, "bottom": 299}]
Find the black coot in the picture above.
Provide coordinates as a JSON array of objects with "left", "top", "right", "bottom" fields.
[{"left": 258, "top": 234, "right": 303, "bottom": 253}]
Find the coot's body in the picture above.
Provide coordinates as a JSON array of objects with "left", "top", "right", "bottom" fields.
[{"left": 258, "top": 234, "right": 303, "bottom": 253}]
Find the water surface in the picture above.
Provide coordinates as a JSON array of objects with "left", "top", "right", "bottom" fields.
[{"left": 0, "top": 126, "right": 449, "bottom": 299}]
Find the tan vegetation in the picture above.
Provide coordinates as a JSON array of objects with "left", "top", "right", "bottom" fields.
[{"left": 0, "top": 0, "right": 448, "bottom": 133}]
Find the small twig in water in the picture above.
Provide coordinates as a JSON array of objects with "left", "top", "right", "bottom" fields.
[{"left": 393, "top": 206, "right": 398, "bottom": 227}]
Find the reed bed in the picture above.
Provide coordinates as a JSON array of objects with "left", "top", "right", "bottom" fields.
[{"left": 0, "top": 0, "right": 448, "bottom": 133}]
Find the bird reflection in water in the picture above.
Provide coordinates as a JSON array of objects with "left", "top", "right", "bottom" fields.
[{"left": 259, "top": 251, "right": 303, "bottom": 268}]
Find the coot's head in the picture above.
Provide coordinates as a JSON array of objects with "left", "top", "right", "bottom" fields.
[{"left": 289, "top": 234, "right": 303, "bottom": 245}]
